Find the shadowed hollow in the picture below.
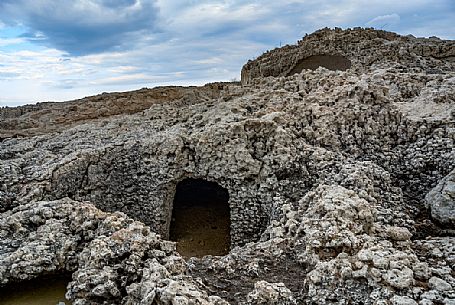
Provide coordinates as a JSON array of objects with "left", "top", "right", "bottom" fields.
[
  {"left": 287, "top": 55, "right": 351, "bottom": 76},
  {"left": 169, "top": 178, "right": 231, "bottom": 258},
  {"left": 0, "top": 276, "right": 70, "bottom": 305}
]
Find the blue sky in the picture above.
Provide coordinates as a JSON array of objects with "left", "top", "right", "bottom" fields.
[{"left": 0, "top": 0, "right": 454, "bottom": 106}]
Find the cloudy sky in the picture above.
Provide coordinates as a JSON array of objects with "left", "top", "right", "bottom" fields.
[{"left": 0, "top": 0, "right": 454, "bottom": 106}]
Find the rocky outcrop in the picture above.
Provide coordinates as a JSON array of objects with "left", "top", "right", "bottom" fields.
[
  {"left": 0, "top": 28, "right": 454, "bottom": 304},
  {"left": 425, "top": 169, "right": 455, "bottom": 228},
  {"left": 0, "top": 83, "right": 231, "bottom": 139},
  {"left": 0, "top": 198, "right": 227, "bottom": 305},
  {"left": 241, "top": 27, "right": 455, "bottom": 85}
]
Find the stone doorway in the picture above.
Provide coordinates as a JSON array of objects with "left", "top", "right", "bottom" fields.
[{"left": 169, "top": 178, "right": 230, "bottom": 257}]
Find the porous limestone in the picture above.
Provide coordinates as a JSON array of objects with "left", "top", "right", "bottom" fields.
[
  {"left": 425, "top": 169, "right": 455, "bottom": 227},
  {"left": 0, "top": 27, "right": 454, "bottom": 305}
]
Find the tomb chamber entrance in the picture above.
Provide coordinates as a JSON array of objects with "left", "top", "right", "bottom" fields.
[
  {"left": 288, "top": 55, "right": 351, "bottom": 75},
  {"left": 169, "top": 178, "right": 231, "bottom": 257}
]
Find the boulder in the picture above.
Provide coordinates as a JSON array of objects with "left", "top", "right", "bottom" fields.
[{"left": 425, "top": 169, "right": 455, "bottom": 227}]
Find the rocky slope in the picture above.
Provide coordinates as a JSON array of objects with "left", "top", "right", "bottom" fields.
[
  {"left": 0, "top": 28, "right": 454, "bottom": 305},
  {"left": 0, "top": 83, "right": 230, "bottom": 139}
]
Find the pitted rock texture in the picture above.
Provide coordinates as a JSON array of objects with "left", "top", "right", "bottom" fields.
[
  {"left": 241, "top": 27, "right": 455, "bottom": 84},
  {"left": 0, "top": 199, "right": 225, "bottom": 305},
  {"left": 425, "top": 169, "right": 455, "bottom": 228},
  {"left": 0, "top": 28, "right": 454, "bottom": 305},
  {"left": 244, "top": 281, "right": 296, "bottom": 305}
]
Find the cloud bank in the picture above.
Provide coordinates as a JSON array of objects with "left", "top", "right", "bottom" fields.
[{"left": 0, "top": 0, "right": 160, "bottom": 55}]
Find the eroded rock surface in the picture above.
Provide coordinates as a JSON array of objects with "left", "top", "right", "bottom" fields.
[
  {"left": 0, "top": 199, "right": 224, "bottom": 305},
  {"left": 0, "top": 84, "right": 230, "bottom": 139},
  {"left": 241, "top": 27, "right": 455, "bottom": 84},
  {"left": 0, "top": 28, "right": 454, "bottom": 304},
  {"left": 426, "top": 169, "right": 455, "bottom": 228}
]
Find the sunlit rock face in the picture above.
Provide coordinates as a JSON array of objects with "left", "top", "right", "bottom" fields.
[{"left": 0, "top": 28, "right": 454, "bottom": 305}]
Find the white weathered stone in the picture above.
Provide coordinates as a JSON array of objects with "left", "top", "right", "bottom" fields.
[
  {"left": 425, "top": 169, "right": 455, "bottom": 228},
  {"left": 429, "top": 277, "right": 452, "bottom": 292},
  {"left": 383, "top": 268, "right": 414, "bottom": 289},
  {"left": 390, "top": 295, "right": 418, "bottom": 305},
  {"left": 245, "top": 281, "right": 296, "bottom": 305}
]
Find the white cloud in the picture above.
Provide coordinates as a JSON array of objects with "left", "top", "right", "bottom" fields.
[
  {"left": 90, "top": 73, "right": 167, "bottom": 86},
  {"left": 0, "top": 0, "right": 160, "bottom": 55},
  {"left": 109, "top": 66, "right": 140, "bottom": 73},
  {"left": 0, "top": 37, "right": 24, "bottom": 47},
  {"left": 192, "top": 57, "right": 224, "bottom": 65},
  {"left": 367, "top": 13, "right": 401, "bottom": 27}
]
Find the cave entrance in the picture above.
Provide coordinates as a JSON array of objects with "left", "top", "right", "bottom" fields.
[
  {"left": 287, "top": 55, "right": 351, "bottom": 76},
  {"left": 0, "top": 275, "right": 71, "bottom": 305},
  {"left": 169, "top": 178, "right": 230, "bottom": 258}
]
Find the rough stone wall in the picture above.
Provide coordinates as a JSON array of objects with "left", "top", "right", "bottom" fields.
[
  {"left": 42, "top": 139, "right": 270, "bottom": 245},
  {"left": 241, "top": 27, "right": 455, "bottom": 84},
  {"left": 0, "top": 199, "right": 229, "bottom": 305}
]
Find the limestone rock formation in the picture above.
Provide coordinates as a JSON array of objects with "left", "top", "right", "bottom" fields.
[
  {"left": 0, "top": 28, "right": 454, "bottom": 305},
  {"left": 241, "top": 27, "right": 455, "bottom": 84},
  {"left": 244, "top": 281, "right": 296, "bottom": 305},
  {"left": 426, "top": 169, "right": 455, "bottom": 228}
]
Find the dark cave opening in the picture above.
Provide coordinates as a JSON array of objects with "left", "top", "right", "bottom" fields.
[
  {"left": 169, "top": 178, "right": 231, "bottom": 257},
  {"left": 287, "top": 55, "right": 351, "bottom": 76},
  {"left": 0, "top": 274, "right": 71, "bottom": 305}
]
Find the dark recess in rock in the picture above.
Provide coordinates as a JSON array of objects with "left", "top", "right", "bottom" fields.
[
  {"left": 287, "top": 55, "right": 351, "bottom": 76},
  {"left": 169, "top": 178, "right": 231, "bottom": 257}
]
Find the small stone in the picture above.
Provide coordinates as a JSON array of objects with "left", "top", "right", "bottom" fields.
[
  {"left": 352, "top": 265, "right": 368, "bottom": 279},
  {"left": 425, "top": 170, "right": 455, "bottom": 228},
  {"left": 421, "top": 290, "right": 439, "bottom": 301},
  {"left": 443, "top": 298, "right": 455, "bottom": 305},
  {"left": 387, "top": 227, "right": 412, "bottom": 241},
  {"left": 413, "top": 262, "right": 431, "bottom": 280},
  {"left": 373, "top": 256, "right": 389, "bottom": 269},
  {"left": 383, "top": 267, "right": 414, "bottom": 289},
  {"left": 246, "top": 281, "right": 296, "bottom": 305},
  {"left": 431, "top": 248, "right": 444, "bottom": 258},
  {"left": 307, "top": 270, "right": 322, "bottom": 284},
  {"left": 390, "top": 295, "right": 418, "bottom": 305},
  {"left": 357, "top": 249, "right": 373, "bottom": 261},
  {"left": 429, "top": 277, "right": 452, "bottom": 292},
  {"left": 370, "top": 268, "right": 383, "bottom": 282}
]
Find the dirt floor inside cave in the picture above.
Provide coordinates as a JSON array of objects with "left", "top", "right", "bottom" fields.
[
  {"left": 170, "top": 204, "right": 230, "bottom": 258},
  {"left": 169, "top": 179, "right": 231, "bottom": 258}
]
